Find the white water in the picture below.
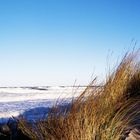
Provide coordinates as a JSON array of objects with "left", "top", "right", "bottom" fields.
[{"left": 0, "top": 86, "right": 86, "bottom": 122}]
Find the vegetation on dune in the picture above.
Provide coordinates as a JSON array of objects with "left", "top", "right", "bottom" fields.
[
  {"left": 3, "top": 51, "right": 140, "bottom": 140},
  {"left": 18, "top": 51, "right": 140, "bottom": 140}
]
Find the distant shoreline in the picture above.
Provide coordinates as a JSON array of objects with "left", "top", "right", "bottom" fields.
[{"left": 0, "top": 85, "right": 101, "bottom": 88}]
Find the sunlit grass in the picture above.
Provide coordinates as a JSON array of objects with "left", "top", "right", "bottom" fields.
[{"left": 18, "top": 51, "right": 140, "bottom": 140}]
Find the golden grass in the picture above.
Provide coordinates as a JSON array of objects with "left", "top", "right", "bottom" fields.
[{"left": 18, "top": 51, "right": 140, "bottom": 140}]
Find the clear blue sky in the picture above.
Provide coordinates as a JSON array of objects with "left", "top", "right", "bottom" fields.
[{"left": 0, "top": 0, "right": 140, "bottom": 86}]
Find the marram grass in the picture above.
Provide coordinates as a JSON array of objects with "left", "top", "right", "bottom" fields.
[{"left": 18, "top": 51, "right": 140, "bottom": 140}]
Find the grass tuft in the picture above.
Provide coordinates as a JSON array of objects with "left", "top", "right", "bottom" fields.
[{"left": 18, "top": 51, "right": 140, "bottom": 140}]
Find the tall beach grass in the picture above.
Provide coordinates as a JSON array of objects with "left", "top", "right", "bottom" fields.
[{"left": 18, "top": 51, "right": 140, "bottom": 140}]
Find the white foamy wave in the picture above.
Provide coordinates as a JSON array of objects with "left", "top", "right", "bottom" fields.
[{"left": 0, "top": 86, "right": 86, "bottom": 122}]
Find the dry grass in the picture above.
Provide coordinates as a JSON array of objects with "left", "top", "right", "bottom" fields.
[{"left": 18, "top": 51, "right": 140, "bottom": 140}]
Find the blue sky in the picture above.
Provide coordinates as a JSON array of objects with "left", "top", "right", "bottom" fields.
[{"left": 0, "top": 0, "right": 140, "bottom": 86}]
